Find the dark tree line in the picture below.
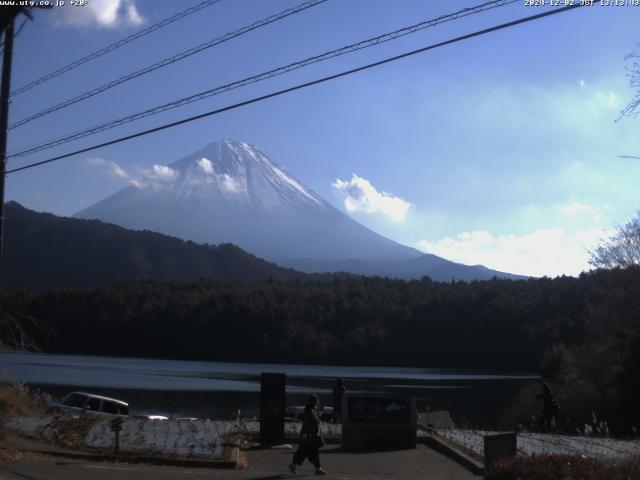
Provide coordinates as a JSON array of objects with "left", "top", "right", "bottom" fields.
[
  {"left": 2, "top": 266, "right": 639, "bottom": 431},
  {"left": 0, "top": 267, "right": 635, "bottom": 369}
]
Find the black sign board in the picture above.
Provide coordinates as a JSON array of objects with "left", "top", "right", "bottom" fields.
[
  {"left": 484, "top": 432, "right": 517, "bottom": 469},
  {"left": 259, "top": 372, "right": 286, "bottom": 445},
  {"left": 110, "top": 417, "right": 123, "bottom": 432},
  {"left": 347, "top": 396, "right": 412, "bottom": 424}
]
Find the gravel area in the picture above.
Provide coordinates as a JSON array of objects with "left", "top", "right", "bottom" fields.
[{"left": 433, "top": 428, "right": 640, "bottom": 459}]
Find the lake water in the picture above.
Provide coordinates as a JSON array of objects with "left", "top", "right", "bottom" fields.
[{"left": 0, "top": 351, "right": 538, "bottom": 428}]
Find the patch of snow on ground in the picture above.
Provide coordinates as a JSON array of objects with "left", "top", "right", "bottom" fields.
[
  {"left": 85, "top": 418, "right": 223, "bottom": 458},
  {"left": 433, "top": 428, "right": 640, "bottom": 459},
  {"left": 83, "top": 419, "right": 341, "bottom": 457},
  {"left": 2, "top": 416, "right": 55, "bottom": 440},
  {"left": 4, "top": 416, "right": 342, "bottom": 458}
]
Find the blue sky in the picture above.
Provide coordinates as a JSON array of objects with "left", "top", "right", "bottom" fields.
[{"left": 4, "top": 0, "right": 640, "bottom": 277}]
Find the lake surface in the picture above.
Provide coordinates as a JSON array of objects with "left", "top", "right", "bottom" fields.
[{"left": 0, "top": 351, "right": 538, "bottom": 427}]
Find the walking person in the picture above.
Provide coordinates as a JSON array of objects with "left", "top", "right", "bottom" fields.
[
  {"left": 289, "top": 395, "right": 327, "bottom": 475},
  {"left": 332, "top": 378, "right": 346, "bottom": 424},
  {"left": 537, "top": 381, "right": 559, "bottom": 433}
]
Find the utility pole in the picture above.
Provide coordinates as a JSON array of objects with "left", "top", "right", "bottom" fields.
[{"left": 0, "top": 17, "right": 14, "bottom": 287}]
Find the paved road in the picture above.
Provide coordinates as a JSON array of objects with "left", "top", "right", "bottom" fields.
[{"left": 1, "top": 444, "right": 479, "bottom": 480}]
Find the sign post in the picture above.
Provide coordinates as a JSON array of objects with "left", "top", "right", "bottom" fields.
[{"left": 111, "top": 417, "right": 123, "bottom": 453}]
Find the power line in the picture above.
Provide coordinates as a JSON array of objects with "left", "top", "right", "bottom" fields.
[
  {"left": 9, "top": 0, "right": 328, "bottom": 130},
  {"left": 6, "top": 3, "right": 583, "bottom": 176},
  {"left": 9, "top": 0, "right": 518, "bottom": 158},
  {"left": 10, "top": 0, "right": 223, "bottom": 97},
  {"left": 15, "top": 17, "right": 28, "bottom": 37}
]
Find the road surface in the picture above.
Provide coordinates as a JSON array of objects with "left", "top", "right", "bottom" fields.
[{"left": 1, "top": 444, "right": 479, "bottom": 479}]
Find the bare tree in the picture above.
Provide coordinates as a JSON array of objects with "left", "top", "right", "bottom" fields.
[
  {"left": 590, "top": 212, "right": 640, "bottom": 269},
  {"left": 598, "top": 48, "right": 640, "bottom": 268},
  {"left": 619, "top": 45, "right": 640, "bottom": 120}
]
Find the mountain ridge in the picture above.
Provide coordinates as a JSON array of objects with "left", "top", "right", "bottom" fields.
[
  {"left": 3, "top": 201, "right": 329, "bottom": 289},
  {"left": 5, "top": 201, "right": 525, "bottom": 288}
]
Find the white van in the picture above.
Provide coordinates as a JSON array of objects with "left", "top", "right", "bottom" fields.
[{"left": 47, "top": 392, "right": 129, "bottom": 416}]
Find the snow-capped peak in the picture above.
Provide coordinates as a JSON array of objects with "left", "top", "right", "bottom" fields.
[
  {"left": 166, "top": 140, "right": 328, "bottom": 211},
  {"left": 75, "top": 139, "right": 423, "bottom": 266}
]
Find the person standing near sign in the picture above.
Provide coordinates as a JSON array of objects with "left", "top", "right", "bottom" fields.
[
  {"left": 537, "top": 381, "right": 559, "bottom": 433},
  {"left": 332, "top": 378, "right": 346, "bottom": 423},
  {"left": 289, "top": 395, "right": 327, "bottom": 475}
]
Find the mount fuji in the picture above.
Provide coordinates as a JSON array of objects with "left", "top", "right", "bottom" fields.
[{"left": 76, "top": 140, "right": 522, "bottom": 281}]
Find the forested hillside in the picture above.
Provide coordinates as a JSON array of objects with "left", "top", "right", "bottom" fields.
[
  {"left": 3, "top": 201, "right": 317, "bottom": 288},
  {"left": 0, "top": 270, "right": 631, "bottom": 367}
]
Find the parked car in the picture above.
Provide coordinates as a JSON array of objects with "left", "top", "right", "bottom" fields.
[{"left": 47, "top": 392, "right": 129, "bottom": 416}]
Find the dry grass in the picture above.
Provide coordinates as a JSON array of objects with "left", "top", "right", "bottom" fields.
[
  {"left": 0, "top": 382, "right": 51, "bottom": 418},
  {"left": 487, "top": 454, "right": 640, "bottom": 480},
  {"left": 0, "top": 447, "right": 48, "bottom": 461},
  {"left": 0, "top": 381, "right": 52, "bottom": 442}
]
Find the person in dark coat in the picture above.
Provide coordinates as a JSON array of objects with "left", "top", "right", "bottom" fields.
[
  {"left": 289, "top": 395, "right": 327, "bottom": 475},
  {"left": 332, "top": 378, "right": 346, "bottom": 423},
  {"left": 537, "top": 382, "right": 559, "bottom": 433}
]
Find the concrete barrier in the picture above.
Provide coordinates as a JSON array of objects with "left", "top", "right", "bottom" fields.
[{"left": 341, "top": 394, "right": 416, "bottom": 451}]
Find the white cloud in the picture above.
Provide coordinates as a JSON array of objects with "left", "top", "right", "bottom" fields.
[
  {"left": 125, "top": 1, "right": 143, "bottom": 25},
  {"left": 219, "top": 174, "right": 242, "bottom": 193},
  {"left": 417, "top": 227, "right": 614, "bottom": 277},
  {"left": 332, "top": 174, "right": 411, "bottom": 222},
  {"left": 561, "top": 200, "right": 593, "bottom": 216},
  {"left": 197, "top": 157, "right": 214, "bottom": 175},
  {"left": 88, "top": 157, "right": 179, "bottom": 189},
  {"left": 560, "top": 200, "right": 604, "bottom": 222},
  {"left": 87, "top": 157, "right": 141, "bottom": 187},
  {"left": 190, "top": 159, "right": 243, "bottom": 192},
  {"left": 52, "top": 0, "right": 144, "bottom": 29},
  {"left": 138, "top": 164, "right": 178, "bottom": 183}
]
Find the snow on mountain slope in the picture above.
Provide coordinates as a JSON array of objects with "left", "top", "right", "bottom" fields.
[
  {"left": 76, "top": 140, "right": 422, "bottom": 262},
  {"left": 164, "top": 140, "right": 328, "bottom": 210},
  {"left": 76, "top": 140, "right": 524, "bottom": 280}
]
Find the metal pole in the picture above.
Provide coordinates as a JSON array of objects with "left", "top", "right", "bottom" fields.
[{"left": 0, "top": 19, "right": 15, "bottom": 287}]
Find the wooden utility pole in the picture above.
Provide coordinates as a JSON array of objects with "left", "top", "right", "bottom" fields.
[{"left": 0, "top": 17, "right": 15, "bottom": 286}]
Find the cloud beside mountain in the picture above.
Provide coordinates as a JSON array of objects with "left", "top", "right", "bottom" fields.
[
  {"left": 333, "top": 174, "right": 411, "bottom": 222},
  {"left": 418, "top": 226, "right": 612, "bottom": 277}
]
